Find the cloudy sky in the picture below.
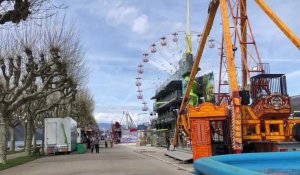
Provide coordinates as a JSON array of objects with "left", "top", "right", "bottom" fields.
[{"left": 54, "top": 0, "right": 300, "bottom": 124}]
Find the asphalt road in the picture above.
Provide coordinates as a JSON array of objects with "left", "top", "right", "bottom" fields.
[{"left": 1, "top": 144, "right": 193, "bottom": 175}]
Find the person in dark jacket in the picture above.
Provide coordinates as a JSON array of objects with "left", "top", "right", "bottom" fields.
[
  {"left": 94, "top": 137, "right": 100, "bottom": 153},
  {"left": 90, "top": 137, "right": 95, "bottom": 153}
]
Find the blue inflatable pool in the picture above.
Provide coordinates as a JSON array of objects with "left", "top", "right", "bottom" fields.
[{"left": 194, "top": 151, "right": 300, "bottom": 175}]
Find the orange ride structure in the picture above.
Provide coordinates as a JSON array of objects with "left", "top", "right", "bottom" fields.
[{"left": 173, "top": 0, "right": 300, "bottom": 161}]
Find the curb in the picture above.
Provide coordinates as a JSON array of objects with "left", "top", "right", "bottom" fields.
[{"left": 134, "top": 150, "right": 194, "bottom": 173}]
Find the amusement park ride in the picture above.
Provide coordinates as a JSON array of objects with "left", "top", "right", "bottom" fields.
[
  {"left": 171, "top": 0, "right": 300, "bottom": 161},
  {"left": 111, "top": 111, "right": 138, "bottom": 143}
]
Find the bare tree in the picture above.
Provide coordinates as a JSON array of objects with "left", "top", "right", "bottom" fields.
[
  {"left": 70, "top": 89, "right": 96, "bottom": 128},
  {"left": 0, "top": 0, "right": 64, "bottom": 25},
  {"left": 24, "top": 90, "right": 75, "bottom": 155},
  {"left": 0, "top": 16, "right": 82, "bottom": 163}
]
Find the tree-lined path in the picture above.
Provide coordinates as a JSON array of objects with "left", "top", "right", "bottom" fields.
[{"left": 1, "top": 144, "right": 193, "bottom": 175}]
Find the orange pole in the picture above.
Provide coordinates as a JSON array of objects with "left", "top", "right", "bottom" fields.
[
  {"left": 256, "top": 124, "right": 261, "bottom": 134},
  {"left": 240, "top": 0, "right": 248, "bottom": 89},
  {"left": 279, "top": 124, "right": 284, "bottom": 135},
  {"left": 265, "top": 123, "right": 270, "bottom": 135},
  {"left": 255, "top": 0, "right": 300, "bottom": 49},
  {"left": 220, "top": 0, "right": 242, "bottom": 153}
]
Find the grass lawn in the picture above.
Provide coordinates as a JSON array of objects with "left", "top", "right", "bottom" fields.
[
  {"left": 7, "top": 149, "right": 25, "bottom": 155},
  {"left": 0, "top": 155, "right": 43, "bottom": 171}
]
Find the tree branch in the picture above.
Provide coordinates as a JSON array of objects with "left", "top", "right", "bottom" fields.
[{"left": 0, "top": 0, "right": 30, "bottom": 24}]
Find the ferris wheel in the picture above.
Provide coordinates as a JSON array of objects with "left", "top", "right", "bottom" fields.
[{"left": 136, "top": 31, "right": 227, "bottom": 112}]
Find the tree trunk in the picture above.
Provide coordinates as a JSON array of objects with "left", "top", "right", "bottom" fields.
[
  {"left": 41, "top": 118, "right": 45, "bottom": 155},
  {"left": 9, "top": 126, "right": 15, "bottom": 151},
  {"left": 0, "top": 113, "right": 8, "bottom": 164},
  {"left": 25, "top": 116, "right": 33, "bottom": 156},
  {"left": 23, "top": 122, "right": 27, "bottom": 149},
  {"left": 32, "top": 126, "right": 36, "bottom": 152},
  {"left": 56, "top": 107, "right": 59, "bottom": 118}
]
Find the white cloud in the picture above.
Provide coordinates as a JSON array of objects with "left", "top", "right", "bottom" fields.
[
  {"left": 102, "top": 3, "right": 149, "bottom": 35},
  {"left": 132, "top": 14, "right": 149, "bottom": 34},
  {"left": 286, "top": 70, "right": 300, "bottom": 79},
  {"left": 107, "top": 6, "right": 138, "bottom": 25},
  {"left": 94, "top": 112, "right": 120, "bottom": 123},
  {"left": 79, "top": 0, "right": 150, "bottom": 35},
  {"left": 171, "top": 22, "right": 185, "bottom": 32}
]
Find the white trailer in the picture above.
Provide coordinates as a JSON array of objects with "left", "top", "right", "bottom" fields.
[{"left": 44, "top": 117, "right": 77, "bottom": 155}]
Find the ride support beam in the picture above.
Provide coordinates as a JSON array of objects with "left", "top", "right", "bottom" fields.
[
  {"left": 240, "top": 0, "right": 248, "bottom": 89},
  {"left": 173, "top": 0, "right": 220, "bottom": 146},
  {"left": 220, "top": 0, "right": 243, "bottom": 153},
  {"left": 217, "top": 36, "right": 225, "bottom": 104},
  {"left": 180, "top": 114, "right": 190, "bottom": 136},
  {"left": 255, "top": 0, "right": 300, "bottom": 49}
]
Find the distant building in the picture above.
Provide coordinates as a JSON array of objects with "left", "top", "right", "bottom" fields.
[
  {"left": 152, "top": 80, "right": 182, "bottom": 132},
  {"left": 151, "top": 54, "right": 193, "bottom": 136},
  {"left": 151, "top": 53, "right": 214, "bottom": 137}
]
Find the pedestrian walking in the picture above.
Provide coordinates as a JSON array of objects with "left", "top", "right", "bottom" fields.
[
  {"left": 166, "top": 136, "right": 170, "bottom": 150},
  {"left": 95, "top": 136, "right": 100, "bottom": 153},
  {"left": 104, "top": 136, "right": 108, "bottom": 148},
  {"left": 87, "top": 136, "right": 91, "bottom": 149},
  {"left": 110, "top": 138, "right": 114, "bottom": 148},
  {"left": 90, "top": 137, "right": 95, "bottom": 153}
]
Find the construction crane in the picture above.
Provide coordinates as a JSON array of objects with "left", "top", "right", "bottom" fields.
[{"left": 173, "top": 0, "right": 300, "bottom": 161}]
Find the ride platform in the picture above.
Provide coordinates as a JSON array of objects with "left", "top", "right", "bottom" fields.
[{"left": 164, "top": 150, "right": 193, "bottom": 162}]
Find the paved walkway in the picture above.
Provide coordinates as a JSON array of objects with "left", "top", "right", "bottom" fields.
[
  {"left": 1, "top": 143, "right": 194, "bottom": 175},
  {"left": 129, "top": 144, "right": 194, "bottom": 172}
]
